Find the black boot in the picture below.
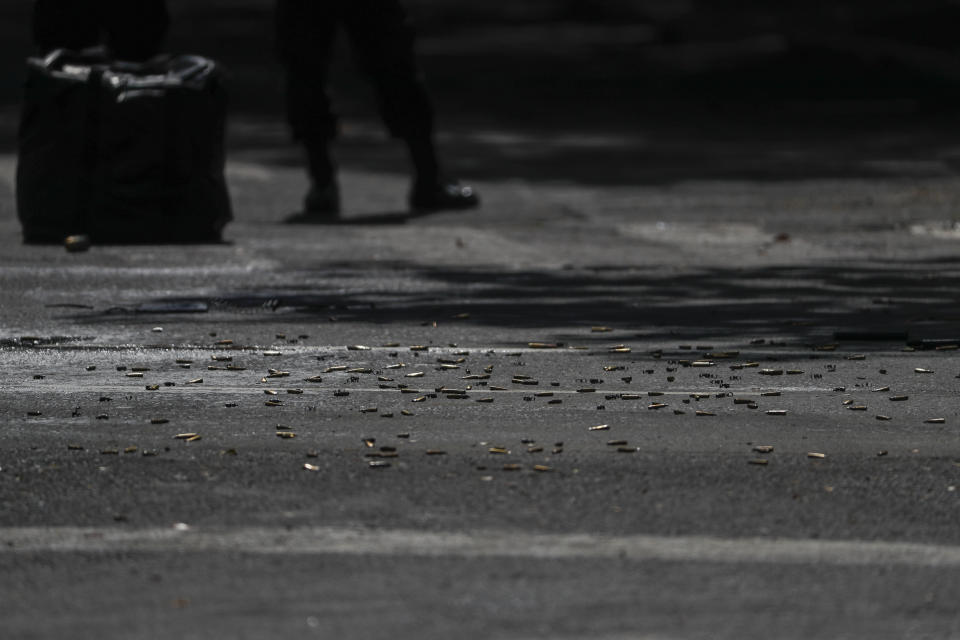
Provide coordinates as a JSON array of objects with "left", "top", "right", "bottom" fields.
[
  {"left": 409, "top": 179, "right": 479, "bottom": 212},
  {"left": 286, "top": 140, "right": 341, "bottom": 223},
  {"left": 405, "top": 136, "right": 479, "bottom": 213},
  {"left": 303, "top": 181, "right": 340, "bottom": 216}
]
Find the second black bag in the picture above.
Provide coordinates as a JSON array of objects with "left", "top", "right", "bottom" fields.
[{"left": 17, "top": 49, "right": 232, "bottom": 244}]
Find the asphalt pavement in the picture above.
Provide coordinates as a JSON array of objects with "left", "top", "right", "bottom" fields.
[{"left": 1, "top": 110, "right": 960, "bottom": 639}]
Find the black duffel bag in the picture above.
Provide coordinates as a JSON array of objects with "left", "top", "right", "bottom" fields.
[{"left": 16, "top": 49, "right": 232, "bottom": 244}]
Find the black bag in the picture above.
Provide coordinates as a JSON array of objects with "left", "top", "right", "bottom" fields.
[{"left": 16, "top": 49, "right": 232, "bottom": 244}]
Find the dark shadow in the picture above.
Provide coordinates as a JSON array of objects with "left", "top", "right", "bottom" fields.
[
  {"left": 25, "top": 239, "right": 234, "bottom": 247},
  {"left": 283, "top": 210, "right": 410, "bottom": 226},
  {"left": 73, "top": 258, "right": 960, "bottom": 350}
]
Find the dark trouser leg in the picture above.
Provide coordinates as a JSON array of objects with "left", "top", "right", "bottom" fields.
[
  {"left": 285, "top": 66, "right": 338, "bottom": 187},
  {"left": 32, "top": 0, "right": 101, "bottom": 54},
  {"left": 33, "top": 0, "right": 168, "bottom": 60},
  {"left": 276, "top": 0, "right": 339, "bottom": 188},
  {"left": 341, "top": 0, "right": 440, "bottom": 188},
  {"left": 99, "top": 0, "right": 169, "bottom": 61}
]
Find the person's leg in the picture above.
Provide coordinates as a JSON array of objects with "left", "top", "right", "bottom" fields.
[
  {"left": 98, "top": 0, "right": 169, "bottom": 61},
  {"left": 32, "top": 0, "right": 100, "bottom": 55},
  {"left": 342, "top": 0, "right": 478, "bottom": 211},
  {"left": 276, "top": 0, "right": 341, "bottom": 216}
]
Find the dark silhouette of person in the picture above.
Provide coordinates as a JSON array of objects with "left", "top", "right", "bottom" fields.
[
  {"left": 276, "top": 0, "right": 479, "bottom": 219},
  {"left": 32, "top": 0, "right": 169, "bottom": 61}
]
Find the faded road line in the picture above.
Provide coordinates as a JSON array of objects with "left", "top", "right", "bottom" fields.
[{"left": 2, "top": 526, "right": 959, "bottom": 568}]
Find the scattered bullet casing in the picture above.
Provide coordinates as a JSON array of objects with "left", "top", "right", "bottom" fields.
[{"left": 64, "top": 234, "right": 92, "bottom": 252}]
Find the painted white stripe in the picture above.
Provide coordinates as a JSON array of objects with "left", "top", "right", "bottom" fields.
[{"left": 2, "top": 526, "right": 959, "bottom": 568}]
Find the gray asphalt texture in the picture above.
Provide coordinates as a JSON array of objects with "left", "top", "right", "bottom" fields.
[{"left": 3, "top": 87, "right": 960, "bottom": 640}]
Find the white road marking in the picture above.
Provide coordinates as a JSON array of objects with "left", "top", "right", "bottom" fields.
[{"left": 2, "top": 526, "right": 959, "bottom": 568}]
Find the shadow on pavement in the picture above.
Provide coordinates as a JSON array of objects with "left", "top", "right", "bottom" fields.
[{"left": 75, "top": 258, "right": 960, "bottom": 346}]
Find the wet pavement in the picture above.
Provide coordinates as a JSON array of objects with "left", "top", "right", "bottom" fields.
[{"left": 2, "top": 112, "right": 960, "bottom": 638}]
